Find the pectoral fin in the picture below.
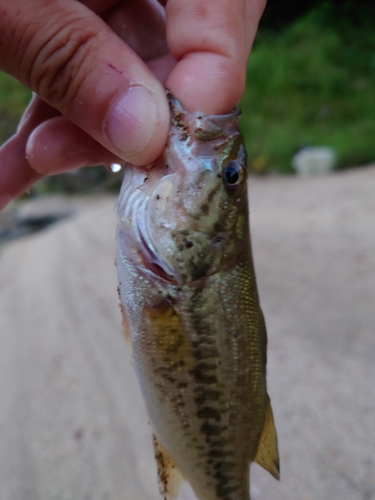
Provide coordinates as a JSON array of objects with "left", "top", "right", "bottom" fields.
[
  {"left": 119, "top": 302, "right": 132, "bottom": 348},
  {"left": 153, "top": 435, "right": 184, "bottom": 500},
  {"left": 254, "top": 395, "right": 280, "bottom": 480}
]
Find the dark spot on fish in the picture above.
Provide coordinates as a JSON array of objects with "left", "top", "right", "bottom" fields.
[
  {"left": 214, "top": 461, "right": 235, "bottom": 473},
  {"left": 178, "top": 244, "right": 184, "bottom": 251},
  {"left": 144, "top": 177, "right": 148, "bottom": 182},
  {"left": 207, "top": 185, "right": 220, "bottom": 204},
  {"left": 186, "top": 241, "right": 194, "bottom": 248},
  {"left": 177, "top": 381, "right": 188, "bottom": 389},
  {"left": 214, "top": 471, "right": 231, "bottom": 484},
  {"left": 207, "top": 446, "right": 225, "bottom": 456},
  {"left": 214, "top": 461, "right": 224, "bottom": 471},
  {"left": 191, "top": 336, "right": 216, "bottom": 348},
  {"left": 233, "top": 332, "right": 239, "bottom": 338},
  {"left": 217, "top": 173, "right": 222, "bottom": 178},
  {"left": 197, "top": 407, "right": 221, "bottom": 421},
  {"left": 165, "top": 335, "right": 184, "bottom": 358},
  {"left": 216, "top": 485, "right": 239, "bottom": 497},
  {"left": 190, "top": 371, "right": 218, "bottom": 384},
  {"left": 201, "top": 204, "right": 209, "bottom": 215},
  {"left": 156, "top": 194, "right": 160, "bottom": 200},
  {"left": 192, "top": 346, "right": 218, "bottom": 360},
  {"left": 214, "top": 237, "right": 222, "bottom": 243},
  {"left": 176, "top": 190, "right": 180, "bottom": 193},
  {"left": 194, "top": 389, "right": 221, "bottom": 404},
  {"left": 193, "top": 361, "right": 216, "bottom": 371},
  {"left": 200, "top": 423, "right": 223, "bottom": 437}
]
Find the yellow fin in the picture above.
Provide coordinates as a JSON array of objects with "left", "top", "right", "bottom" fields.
[
  {"left": 153, "top": 435, "right": 184, "bottom": 500},
  {"left": 254, "top": 395, "right": 280, "bottom": 480}
]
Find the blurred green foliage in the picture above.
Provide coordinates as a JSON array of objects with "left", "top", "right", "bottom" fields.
[
  {"left": 0, "top": 72, "right": 31, "bottom": 144},
  {"left": 241, "top": 2, "right": 375, "bottom": 173}
]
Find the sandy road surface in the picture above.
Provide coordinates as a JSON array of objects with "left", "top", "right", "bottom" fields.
[{"left": 0, "top": 167, "right": 374, "bottom": 500}]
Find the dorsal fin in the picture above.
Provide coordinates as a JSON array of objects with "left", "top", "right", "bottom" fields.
[
  {"left": 153, "top": 435, "right": 184, "bottom": 500},
  {"left": 254, "top": 395, "right": 280, "bottom": 480}
]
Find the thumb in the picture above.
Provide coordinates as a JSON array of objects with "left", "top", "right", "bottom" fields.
[{"left": 0, "top": 0, "right": 169, "bottom": 165}]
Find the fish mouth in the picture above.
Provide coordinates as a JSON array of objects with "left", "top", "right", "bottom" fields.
[
  {"left": 133, "top": 197, "right": 178, "bottom": 285},
  {"left": 138, "top": 232, "right": 178, "bottom": 284}
]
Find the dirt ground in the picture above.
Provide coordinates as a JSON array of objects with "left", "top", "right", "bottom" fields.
[{"left": 0, "top": 166, "right": 374, "bottom": 500}]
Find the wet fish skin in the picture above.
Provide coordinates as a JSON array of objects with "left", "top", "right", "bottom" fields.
[{"left": 116, "top": 93, "right": 279, "bottom": 500}]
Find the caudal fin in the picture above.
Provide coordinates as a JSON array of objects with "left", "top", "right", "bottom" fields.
[{"left": 254, "top": 395, "right": 280, "bottom": 480}]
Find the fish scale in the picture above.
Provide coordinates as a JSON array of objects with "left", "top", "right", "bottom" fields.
[{"left": 116, "top": 93, "right": 279, "bottom": 500}]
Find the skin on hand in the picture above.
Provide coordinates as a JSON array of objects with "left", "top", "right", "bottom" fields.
[{"left": 0, "top": 0, "right": 266, "bottom": 209}]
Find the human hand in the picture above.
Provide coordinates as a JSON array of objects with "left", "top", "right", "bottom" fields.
[{"left": 0, "top": 0, "right": 266, "bottom": 210}]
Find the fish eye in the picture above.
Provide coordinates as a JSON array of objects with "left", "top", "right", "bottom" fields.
[{"left": 222, "top": 161, "right": 244, "bottom": 190}]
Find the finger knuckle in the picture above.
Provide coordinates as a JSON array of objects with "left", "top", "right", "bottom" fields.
[{"left": 28, "top": 16, "right": 97, "bottom": 111}]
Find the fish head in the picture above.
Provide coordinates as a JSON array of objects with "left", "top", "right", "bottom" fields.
[{"left": 116, "top": 94, "right": 249, "bottom": 285}]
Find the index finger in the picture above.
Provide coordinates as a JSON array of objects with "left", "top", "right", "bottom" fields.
[{"left": 165, "top": 0, "right": 266, "bottom": 114}]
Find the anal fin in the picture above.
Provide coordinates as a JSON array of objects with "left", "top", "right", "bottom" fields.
[
  {"left": 254, "top": 394, "right": 280, "bottom": 480},
  {"left": 153, "top": 435, "right": 184, "bottom": 500}
]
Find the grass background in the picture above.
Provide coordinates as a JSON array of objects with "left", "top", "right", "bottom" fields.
[
  {"left": 0, "top": 2, "right": 374, "bottom": 178},
  {"left": 241, "top": 2, "right": 375, "bottom": 173},
  {"left": 0, "top": 71, "right": 31, "bottom": 145}
]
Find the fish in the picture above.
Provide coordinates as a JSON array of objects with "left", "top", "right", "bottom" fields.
[{"left": 115, "top": 92, "right": 279, "bottom": 500}]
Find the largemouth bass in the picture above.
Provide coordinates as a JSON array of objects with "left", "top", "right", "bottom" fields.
[{"left": 115, "top": 93, "right": 279, "bottom": 500}]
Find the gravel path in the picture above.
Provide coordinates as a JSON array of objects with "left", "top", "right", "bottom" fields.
[{"left": 0, "top": 166, "right": 374, "bottom": 500}]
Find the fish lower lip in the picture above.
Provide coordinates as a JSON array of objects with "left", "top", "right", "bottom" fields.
[
  {"left": 143, "top": 260, "right": 178, "bottom": 284},
  {"left": 138, "top": 232, "right": 178, "bottom": 284}
]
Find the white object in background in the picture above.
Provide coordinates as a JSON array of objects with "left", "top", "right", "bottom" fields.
[
  {"left": 109, "top": 163, "right": 122, "bottom": 173},
  {"left": 292, "top": 147, "right": 338, "bottom": 176}
]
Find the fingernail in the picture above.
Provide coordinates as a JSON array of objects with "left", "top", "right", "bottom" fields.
[
  {"left": 103, "top": 86, "right": 158, "bottom": 159},
  {"left": 0, "top": 194, "right": 12, "bottom": 211}
]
